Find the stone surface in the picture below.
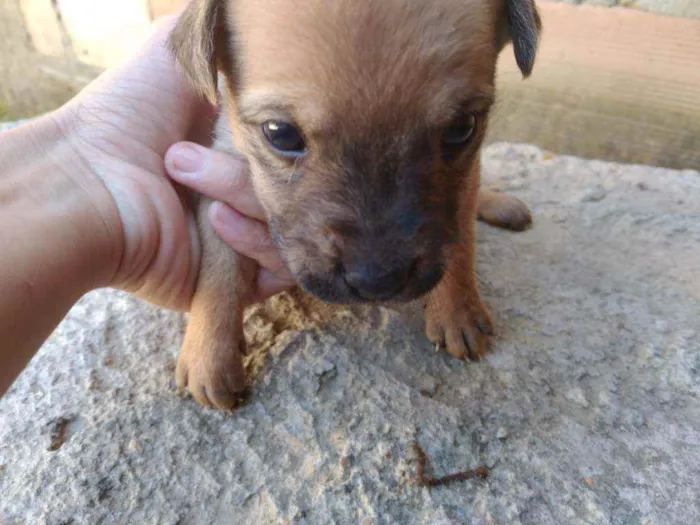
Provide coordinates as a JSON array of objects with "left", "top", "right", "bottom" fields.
[
  {"left": 1, "top": 143, "right": 700, "bottom": 524},
  {"left": 0, "top": 121, "right": 28, "bottom": 132},
  {"left": 581, "top": 184, "right": 607, "bottom": 203}
]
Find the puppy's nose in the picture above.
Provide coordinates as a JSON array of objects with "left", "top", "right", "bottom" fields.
[{"left": 343, "top": 262, "right": 413, "bottom": 301}]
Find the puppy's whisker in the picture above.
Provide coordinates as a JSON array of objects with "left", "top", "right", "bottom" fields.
[{"left": 287, "top": 158, "right": 303, "bottom": 184}]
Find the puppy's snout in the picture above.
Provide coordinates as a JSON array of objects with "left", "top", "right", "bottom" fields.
[{"left": 343, "top": 260, "right": 415, "bottom": 301}]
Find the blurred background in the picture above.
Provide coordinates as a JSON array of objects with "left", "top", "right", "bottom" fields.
[{"left": 1, "top": 0, "right": 698, "bottom": 170}]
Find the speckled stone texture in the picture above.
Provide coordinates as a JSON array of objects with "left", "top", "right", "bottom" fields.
[
  {"left": 1, "top": 144, "right": 699, "bottom": 525},
  {"left": 0, "top": 120, "right": 28, "bottom": 132}
]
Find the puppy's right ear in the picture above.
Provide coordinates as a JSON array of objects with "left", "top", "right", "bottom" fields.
[
  {"left": 168, "top": 0, "right": 224, "bottom": 103},
  {"left": 495, "top": 0, "right": 542, "bottom": 78}
]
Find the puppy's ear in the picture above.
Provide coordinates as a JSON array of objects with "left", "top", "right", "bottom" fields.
[
  {"left": 496, "top": 0, "right": 542, "bottom": 77},
  {"left": 168, "top": 0, "right": 224, "bottom": 103}
]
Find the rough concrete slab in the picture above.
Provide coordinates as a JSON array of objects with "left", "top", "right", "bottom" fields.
[{"left": 1, "top": 143, "right": 699, "bottom": 525}]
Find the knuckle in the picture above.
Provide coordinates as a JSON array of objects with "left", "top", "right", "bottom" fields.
[
  {"left": 227, "top": 168, "right": 248, "bottom": 194},
  {"left": 249, "top": 229, "right": 274, "bottom": 252}
]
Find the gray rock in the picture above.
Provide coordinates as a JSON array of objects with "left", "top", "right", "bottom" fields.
[
  {"left": 0, "top": 120, "right": 27, "bottom": 132},
  {"left": 419, "top": 377, "right": 439, "bottom": 397},
  {"left": 566, "top": 387, "right": 590, "bottom": 408},
  {"left": 582, "top": 183, "right": 607, "bottom": 202},
  {"left": 2, "top": 143, "right": 700, "bottom": 525}
]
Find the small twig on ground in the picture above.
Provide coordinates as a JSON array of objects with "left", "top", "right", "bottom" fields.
[
  {"left": 47, "top": 416, "right": 75, "bottom": 452},
  {"left": 412, "top": 441, "right": 489, "bottom": 487}
]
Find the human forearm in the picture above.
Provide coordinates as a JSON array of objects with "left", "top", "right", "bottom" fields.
[{"left": 0, "top": 113, "right": 119, "bottom": 395}]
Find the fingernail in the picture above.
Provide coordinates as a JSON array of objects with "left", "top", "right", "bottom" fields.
[{"left": 171, "top": 143, "right": 204, "bottom": 174}]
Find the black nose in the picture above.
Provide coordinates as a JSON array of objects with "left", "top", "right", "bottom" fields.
[{"left": 343, "top": 262, "right": 413, "bottom": 301}]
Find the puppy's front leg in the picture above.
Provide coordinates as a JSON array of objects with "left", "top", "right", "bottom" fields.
[
  {"left": 176, "top": 196, "right": 256, "bottom": 410},
  {"left": 424, "top": 158, "right": 494, "bottom": 360}
]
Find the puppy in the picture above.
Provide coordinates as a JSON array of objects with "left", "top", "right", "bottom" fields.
[{"left": 168, "top": 0, "right": 540, "bottom": 409}]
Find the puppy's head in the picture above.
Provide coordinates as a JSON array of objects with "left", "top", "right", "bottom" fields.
[{"left": 170, "top": 0, "right": 541, "bottom": 303}]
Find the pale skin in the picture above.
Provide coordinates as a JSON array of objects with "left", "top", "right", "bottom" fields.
[{"left": 0, "top": 16, "right": 293, "bottom": 398}]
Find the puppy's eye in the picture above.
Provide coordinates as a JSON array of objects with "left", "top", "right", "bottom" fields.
[
  {"left": 441, "top": 115, "right": 476, "bottom": 148},
  {"left": 262, "top": 121, "right": 306, "bottom": 156}
]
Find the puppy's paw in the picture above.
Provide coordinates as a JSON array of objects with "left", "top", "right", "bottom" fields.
[
  {"left": 176, "top": 335, "right": 247, "bottom": 411},
  {"left": 477, "top": 189, "right": 532, "bottom": 232},
  {"left": 424, "top": 287, "right": 494, "bottom": 361}
]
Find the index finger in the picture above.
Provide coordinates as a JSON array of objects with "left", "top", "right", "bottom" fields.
[{"left": 166, "top": 142, "right": 267, "bottom": 221}]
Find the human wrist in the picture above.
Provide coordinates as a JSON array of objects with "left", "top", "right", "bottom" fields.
[{"left": 0, "top": 110, "right": 123, "bottom": 293}]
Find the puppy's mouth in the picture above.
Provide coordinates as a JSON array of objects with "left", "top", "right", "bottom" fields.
[{"left": 269, "top": 217, "right": 446, "bottom": 304}]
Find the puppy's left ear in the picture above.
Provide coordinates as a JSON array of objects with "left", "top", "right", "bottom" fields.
[
  {"left": 168, "top": 0, "right": 225, "bottom": 103},
  {"left": 495, "top": 0, "right": 542, "bottom": 77}
]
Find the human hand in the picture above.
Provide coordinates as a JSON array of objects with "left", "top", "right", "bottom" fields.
[
  {"left": 165, "top": 141, "right": 295, "bottom": 304},
  {"left": 55, "top": 14, "right": 293, "bottom": 310}
]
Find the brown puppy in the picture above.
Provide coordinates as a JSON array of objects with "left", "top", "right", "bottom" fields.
[{"left": 169, "top": 0, "right": 540, "bottom": 409}]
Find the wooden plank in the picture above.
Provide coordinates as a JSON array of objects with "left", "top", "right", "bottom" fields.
[{"left": 489, "top": 2, "right": 700, "bottom": 170}]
